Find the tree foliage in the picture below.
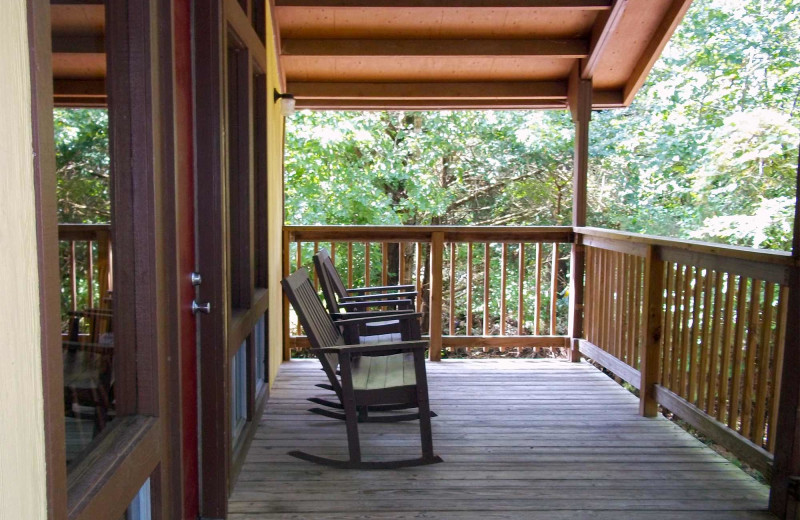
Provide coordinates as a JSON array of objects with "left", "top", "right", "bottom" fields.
[
  {"left": 54, "top": 108, "right": 110, "bottom": 224},
  {"left": 285, "top": 0, "right": 800, "bottom": 251}
]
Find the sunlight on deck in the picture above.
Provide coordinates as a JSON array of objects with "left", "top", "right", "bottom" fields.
[{"left": 229, "top": 359, "right": 773, "bottom": 520}]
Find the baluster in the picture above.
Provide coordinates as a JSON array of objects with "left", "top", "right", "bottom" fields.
[
  {"left": 347, "top": 242, "right": 353, "bottom": 288},
  {"left": 500, "top": 243, "right": 508, "bottom": 342},
  {"left": 449, "top": 242, "right": 455, "bottom": 336},
  {"left": 618, "top": 253, "right": 629, "bottom": 363},
  {"left": 661, "top": 263, "right": 676, "bottom": 386},
  {"left": 741, "top": 279, "right": 762, "bottom": 438},
  {"left": 767, "top": 286, "right": 788, "bottom": 452},
  {"left": 364, "top": 242, "right": 371, "bottom": 287},
  {"left": 415, "top": 242, "right": 422, "bottom": 312},
  {"left": 483, "top": 243, "right": 490, "bottom": 338},
  {"left": 70, "top": 240, "right": 77, "bottom": 312},
  {"left": 688, "top": 268, "right": 705, "bottom": 403},
  {"left": 728, "top": 276, "right": 748, "bottom": 430},
  {"left": 398, "top": 242, "right": 405, "bottom": 285},
  {"left": 430, "top": 232, "right": 444, "bottom": 361},
  {"left": 534, "top": 242, "right": 542, "bottom": 335},
  {"left": 753, "top": 282, "right": 775, "bottom": 445},
  {"left": 466, "top": 243, "right": 473, "bottom": 337},
  {"left": 697, "top": 270, "right": 714, "bottom": 411},
  {"left": 88, "top": 240, "right": 94, "bottom": 308},
  {"left": 706, "top": 271, "right": 725, "bottom": 415},
  {"left": 677, "top": 265, "right": 693, "bottom": 399},
  {"left": 313, "top": 242, "right": 319, "bottom": 290},
  {"left": 382, "top": 242, "right": 388, "bottom": 287},
  {"left": 518, "top": 243, "right": 525, "bottom": 341},
  {"left": 550, "top": 243, "right": 558, "bottom": 336}
]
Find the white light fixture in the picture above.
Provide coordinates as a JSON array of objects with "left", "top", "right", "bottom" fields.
[{"left": 274, "top": 89, "right": 296, "bottom": 117}]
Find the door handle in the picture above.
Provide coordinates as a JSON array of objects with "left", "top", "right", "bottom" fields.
[{"left": 192, "top": 300, "right": 211, "bottom": 315}]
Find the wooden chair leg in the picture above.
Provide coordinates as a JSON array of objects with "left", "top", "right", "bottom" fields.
[
  {"left": 339, "top": 354, "right": 361, "bottom": 463},
  {"left": 413, "top": 350, "right": 435, "bottom": 459}
]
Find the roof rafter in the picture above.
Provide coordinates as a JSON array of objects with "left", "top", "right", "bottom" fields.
[
  {"left": 288, "top": 81, "right": 568, "bottom": 100},
  {"left": 275, "top": 0, "right": 611, "bottom": 8},
  {"left": 52, "top": 35, "right": 105, "bottom": 54},
  {"left": 582, "top": 0, "right": 628, "bottom": 79},
  {"left": 282, "top": 39, "right": 589, "bottom": 58},
  {"left": 295, "top": 99, "right": 568, "bottom": 110},
  {"left": 623, "top": 0, "right": 693, "bottom": 104}
]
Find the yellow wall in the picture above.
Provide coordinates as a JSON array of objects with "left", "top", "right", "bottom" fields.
[
  {"left": 265, "top": 6, "right": 286, "bottom": 385},
  {"left": 0, "top": 1, "right": 48, "bottom": 518}
]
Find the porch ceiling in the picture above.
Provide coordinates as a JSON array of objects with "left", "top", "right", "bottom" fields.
[
  {"left": 48, "top": 0, "right": 695, "bottom": 111},
  {"left": 50, "top": 1, "right": 106, "bottom": 107},
  {"left": 274, "top": 0, "right": 695, "bottom": 110}
]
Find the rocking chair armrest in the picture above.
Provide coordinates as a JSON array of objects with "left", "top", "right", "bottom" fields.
[
  {"left": 346, "top": 284, "right": 416, "bottom": 294},
  {"left": 339, "top": 291, "right": 417, "bottom": 302},
  {"left": 331, "top": 309, "right": 415, "bottom": 320},
  {"left": 334, "top": 312, "right": 423, "bottom": 327},
  {"left": 338, "top": 299, "right": 414, "bottom": 310},
  {"left": 314, "top": 340, "right": 428, "bottom": 355}
]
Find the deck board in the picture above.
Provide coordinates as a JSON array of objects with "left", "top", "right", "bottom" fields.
[{"left": 229, "top": 359, "right": 774, "bottom": 519}]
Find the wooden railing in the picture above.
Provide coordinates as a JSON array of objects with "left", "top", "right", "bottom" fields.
[
  {"left": 577, "top": 226, "right": 794, "bottom": 479},
  {"left": 282, "top": 226, "right": 574, "bottom": 360},
  {"left": 58, "top": 224, "right": 113, "bottom": 315}
]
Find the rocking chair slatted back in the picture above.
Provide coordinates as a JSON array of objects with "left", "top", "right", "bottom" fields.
[
  {"left": 281, "top": 267, "right": 342, "bottom": 376},
  {"left": 315, "top": 248, "right": 350, "bottom": 300}
]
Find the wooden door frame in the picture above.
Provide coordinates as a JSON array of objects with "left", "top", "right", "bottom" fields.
[
  {"left": 30, "top": 0, "right": 186, "bottom": 517},
  {"left": 194, "top": 0, "right": 271, "bottom": 516}
]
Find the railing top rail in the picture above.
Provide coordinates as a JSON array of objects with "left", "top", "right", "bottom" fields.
[
  {"left": 285, "top": 225, "right": 574, "bottom": 243},
  {"left": 577, "top": 226, "right": 795, "bottom": 267},
  {"left": 58, "top": 223, "right": 112, "bottom": 241}
]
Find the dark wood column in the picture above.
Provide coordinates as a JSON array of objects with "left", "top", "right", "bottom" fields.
[
  {"left": 770, "top": 146, "right": 800, "bottom": 518},
  {"left": 567, "top": 63, "right": 591, "bottom": 362}
]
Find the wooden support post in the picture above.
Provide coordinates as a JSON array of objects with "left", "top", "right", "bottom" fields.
[
  {"left": 430, "top": 232, "right": 444, "bottom": 361},
  {"left": 770, "top": 146, "right": 800, "bottom": 518},
  {"left": 568, "top": 62, "right": 591, "bottom": 362},
  {"left": 282, "top": 228, "right": 291, "bottom": 361},
  {"left": 639, "top": 244, "right": 665, "bottom": 417}
]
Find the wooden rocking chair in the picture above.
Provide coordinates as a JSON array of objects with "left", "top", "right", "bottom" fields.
[{"left": 282, "top": 268, "right": 442, "bottom": 469}]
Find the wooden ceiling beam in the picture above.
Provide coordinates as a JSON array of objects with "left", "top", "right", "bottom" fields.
[
  {"left": 582, "top": 0, "right": 628, "bottom": 79},
  {"left": 53, "top": 79, "right": 106, "bottom": 107},
  {"left": 288, "top": 81, "right": 567, "bottom": 100},
  {"left": 282, "top": 39, "right": 588, "bottom": 58},
  {"left": 52, "top": 35, "right": 105, "bottom": 54},
  {"left": 295, "top": 99, "right": 568, "bottom": 110},
  {"left": 623, "top": 0, "right": 693, "bottom": 105},
  {"left": 50, "top": 0, "right": 103, "bottom": 4},
  {"left": 275, "top": 0, "right": 611, "bottom": 8}
]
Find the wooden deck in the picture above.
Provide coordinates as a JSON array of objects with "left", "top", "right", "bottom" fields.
[{"left": 229, "top": 359, "right": 774, "bottom": 520}]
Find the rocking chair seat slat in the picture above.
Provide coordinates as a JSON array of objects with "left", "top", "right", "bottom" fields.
[{"left": 353, "top": 352, "right": 416, "bottom": 391}]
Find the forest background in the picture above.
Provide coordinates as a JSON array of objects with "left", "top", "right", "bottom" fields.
[
  {"left": 281, "top": 0, "right": 800, "bottom": 251},
  {"left": 56, "top": 0, "right": 800, "bottom": 250}
]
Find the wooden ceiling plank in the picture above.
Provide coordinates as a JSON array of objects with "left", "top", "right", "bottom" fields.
[
  {"left": 581, "top": 0, "right": 627, "bottom": 79},
  {"left": 288, "top": 81, "right": 567, "bottom": 100},
  {"left": 622, "top": 0, "right": 693, "bottom": 105},
  {"left": 282, "top": 38, "right": 588, "bottom": 58},
  {"left": 275, "top": 1, "right": 611, "bottom": 8}
]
